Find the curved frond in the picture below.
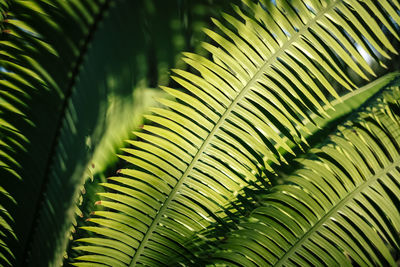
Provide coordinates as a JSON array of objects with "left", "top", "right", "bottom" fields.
[
  {"left": 2, "top": 0, "right": 232, "bottom": 265},
  {"left": 75, "top": 0, "right": 400, "bottom": 266},
  {"left": 0, "top": 0, "right": 111, "bottom": 265},
  {"left": 61, "top": 0, "right": 236, "bottom": 265},
  {"left": 211, "top": 86, "right": 400, "bottom": 266}
]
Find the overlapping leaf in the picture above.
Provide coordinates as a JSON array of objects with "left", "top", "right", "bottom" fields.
[
  {"left": 2, "top": 0, "right": 235, "bottom": 265},
  {"left": 75, "top": 0, "right": 400, "bottom": 266},
  {"left": 64, "top": 1, "right": 234, "bottom": 264},
  {"left": 211, "top": 86, "right": 400, "bottom": 266}
]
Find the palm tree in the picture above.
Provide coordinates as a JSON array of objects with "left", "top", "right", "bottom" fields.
[{"left": 1, "top": 0, "right": 400, "bottom": 266}]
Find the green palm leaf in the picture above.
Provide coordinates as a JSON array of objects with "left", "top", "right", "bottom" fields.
[
  {"left": 211, "top": 85, "right": 400, "bottom": 266},
  {"left": 0, "top": 1, "right": 113, "bottom": 265},
  {"left": 75, "top": 0, "right": 400, "bottom": 266},
  {"left": 2, "top": 0, "right": 231, "bottom": 265},
  {"left": 0, "top": 1, "right": 26, "bottom": 265},
  {"left": 175, "top": 72, "right": 400, "bottom": 265}
]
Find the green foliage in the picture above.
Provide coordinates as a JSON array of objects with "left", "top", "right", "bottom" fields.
[
  {"left": 211, "top": 83, "right": 400, "bottom": 266},
  {"left": 0, "top": 1, "right": 108, "bottom": 265},
  {"left": 71, "top": 0, "right": 400, "bottom": 266},
  {"left": 1, "top": 0, "right": 400, "bottom": 266},
  {"left": 0, "top": 0, "right": 230, "bottom": 266}
]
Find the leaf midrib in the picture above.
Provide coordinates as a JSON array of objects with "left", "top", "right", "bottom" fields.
[
  {"left": 23, "top": 0, "right": 113, "bottom": 264},
  {"left": 274, "top": 156, "right": 400, "bottom": 266},
  {"left": 129, "top": 1, "right": 341, "bottom": 265}
]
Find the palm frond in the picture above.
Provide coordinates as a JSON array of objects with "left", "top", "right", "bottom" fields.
[
  {"left": 173, "top": 72, "right": 400, "bottom": 266},
  {"left": 75, "top": 0, "right": 400, "bottom": 266},
  {"left": 2, "top": 0, "right": 233, "bottom": 265},
  {"left": 60, "top": 0, "right": 236, "bottom": 265},
  {"left": 0, "top": 0, "right": 111, "bottom": 265},
  {"left": 211, "top": 84, "right": 400, "bottom": 266},
  {"left": 0, "top": 1, "right": 26, "bottom": 265}
]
